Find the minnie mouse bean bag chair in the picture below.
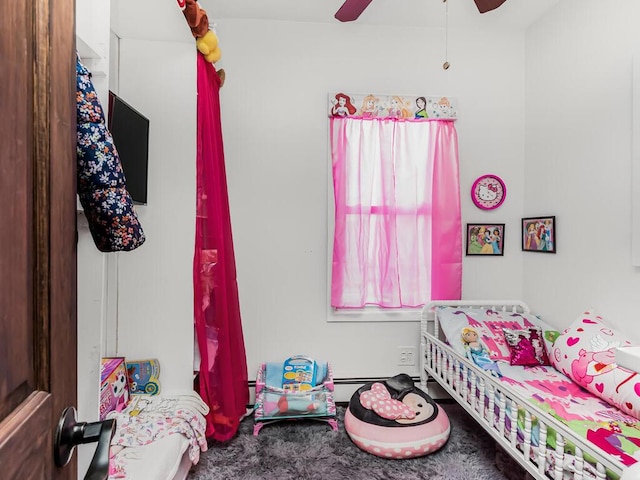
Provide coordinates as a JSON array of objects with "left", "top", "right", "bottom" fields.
[{"left": 344, "top": 374, "right": 450, "bottom": 459}]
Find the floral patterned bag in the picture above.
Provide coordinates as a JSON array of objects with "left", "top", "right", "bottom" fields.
[{"left": 76, "top": 55, "right": 145, "bottom": 252}]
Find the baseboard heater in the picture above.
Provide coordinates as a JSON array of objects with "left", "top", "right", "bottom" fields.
[
  {"left": 246, "top": 375, "right": 428, "bottom": 388},
  {"left": 245, "top": 376, "right": 449, "bottom": 410}
]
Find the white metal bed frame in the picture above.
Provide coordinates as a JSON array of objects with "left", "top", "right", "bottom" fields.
[{"left": 419, "top": 300, "right": 629, "bottom": 480}]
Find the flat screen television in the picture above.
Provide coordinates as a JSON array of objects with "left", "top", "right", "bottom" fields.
[{"left": 108, "top": 91, "right": 150, "bottom": 205}]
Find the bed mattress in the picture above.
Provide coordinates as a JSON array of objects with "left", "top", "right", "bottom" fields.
[{"left": 110, "top": 434, "right": 191, "bottom": 480}]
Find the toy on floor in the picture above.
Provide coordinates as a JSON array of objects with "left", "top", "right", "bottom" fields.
[
  {"left": 253, "top": 356, "right": 337, "bottom": 435},
  {"left": 263, "top": 392, "right": 328, "bottom": 417},
  {"left": 281, "top": 355, "right": 316, "bottom": 391},
  {"left": 344, "top": 374, "right": 450, "bottom": 459}
]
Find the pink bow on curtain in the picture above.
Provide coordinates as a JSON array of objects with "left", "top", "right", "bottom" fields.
[{"left": 193, "top": 54, "right": 249, "bottom": 442}]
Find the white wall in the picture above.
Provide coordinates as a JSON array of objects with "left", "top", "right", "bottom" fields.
[
  {"left": 215, "top": 19, "right": 527, "bottom": 380},
  {"left": 524, "top": 0, "right": 640, "bottom": 340},
  {"left": 111, "top": 38, "right": 197, "bottom": 394}
]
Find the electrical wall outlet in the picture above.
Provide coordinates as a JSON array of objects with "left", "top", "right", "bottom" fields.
[{"left": 397, "top": 346, "right": 417, "bottom": 366}]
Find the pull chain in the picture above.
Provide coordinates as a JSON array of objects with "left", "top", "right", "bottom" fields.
[{"left": 443, "top": 0, "right": 450, "bottom": 70}]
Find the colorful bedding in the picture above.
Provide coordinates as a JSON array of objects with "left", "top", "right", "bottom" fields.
[
  {"left": 496, "top": 363, "right": 640, "bottom": 468},
  {"left": 435, "top": 305, "right": 640, "bottom": 468}
]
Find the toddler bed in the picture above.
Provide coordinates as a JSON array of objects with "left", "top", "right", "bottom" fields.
[
  {"left": 107, "top": 393, "right": 208, "bottom": 479},
  {"left": 419, "top": 300, "right": 640, "bottom": 480}
]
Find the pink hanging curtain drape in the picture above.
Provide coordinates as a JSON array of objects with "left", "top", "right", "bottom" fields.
[
  {"left": 429, "top": 121, "right": 463, "bottom": 300},
  {"left": 330, "top": 117, "right": 462, "bottom": 308},
  {"left": 194, "top": 54, "right": 248, "bottom": 442}
]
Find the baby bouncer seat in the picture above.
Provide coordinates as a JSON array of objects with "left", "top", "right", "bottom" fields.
[{"left": 253, "top": 356, "right": 338, "bottom": 435}]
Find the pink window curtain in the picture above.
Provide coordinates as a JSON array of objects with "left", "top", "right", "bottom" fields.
[
  {"left": 194, "top": 54, "right": 249, "bottom": 442},
  {"left": 330, "top": 117, "right": 462, "bottom": 308}
]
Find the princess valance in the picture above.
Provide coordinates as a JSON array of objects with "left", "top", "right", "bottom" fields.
[{"left": 328, "top": 92, "right": 458, "bottom": 120}]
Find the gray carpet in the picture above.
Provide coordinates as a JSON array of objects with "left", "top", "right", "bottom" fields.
[{"left": 188, "top": 402, "right": 511, "bottom": 480}]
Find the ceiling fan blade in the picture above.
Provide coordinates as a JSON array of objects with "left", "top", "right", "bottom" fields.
[
  {"left": 473, "top": 0, "right": 508, "bottom": 14},
  {"left": 335, "top": 0, "right": 373, "bottom": 22}
]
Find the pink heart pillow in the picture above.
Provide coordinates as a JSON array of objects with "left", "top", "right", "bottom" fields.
[{"left": 550, "top": 310, "right": 638, "bottom": 418}]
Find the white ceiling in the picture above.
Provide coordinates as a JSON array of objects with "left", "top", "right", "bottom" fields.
[
  {"left": 110, "top": 0, "right": 562, "bottom": 43},
  {"left": 200, "top": 0, "right": 562, "bottom": 30}
]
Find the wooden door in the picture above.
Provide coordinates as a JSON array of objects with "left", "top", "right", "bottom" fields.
[{"left": 0, "top": 0, "right": 77, "bottom": 479}]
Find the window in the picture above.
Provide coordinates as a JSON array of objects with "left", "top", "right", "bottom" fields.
[{"left": 329, "top": 113, "right": 462, "bottom": 313}]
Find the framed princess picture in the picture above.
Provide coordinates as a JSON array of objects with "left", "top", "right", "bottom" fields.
[
  {"left": 466, "top": 224, "right": 504, "bottom": 256},
  {"left": 522, "top": 216, "right": 556, "bottom": 253}
]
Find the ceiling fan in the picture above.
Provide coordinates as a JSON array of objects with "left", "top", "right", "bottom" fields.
[{"left": 335, "top": 0, "right": 508, "bottom": 22}]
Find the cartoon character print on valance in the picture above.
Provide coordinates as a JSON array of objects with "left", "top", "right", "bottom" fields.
[
  {"left": 329, "top": 92, "right": 458, "bottom": 120},
  {"left": 328, "top": 92, "right": 458, "bottom": 120}
]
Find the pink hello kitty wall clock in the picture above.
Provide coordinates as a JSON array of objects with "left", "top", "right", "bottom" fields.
[{"left": 471, "top": 174, "right": 506, "bottom": 210}]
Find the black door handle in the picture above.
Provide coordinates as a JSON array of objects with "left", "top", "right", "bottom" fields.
[{"left": 54, "top": 406, "right": 116, "bottom": 480}]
